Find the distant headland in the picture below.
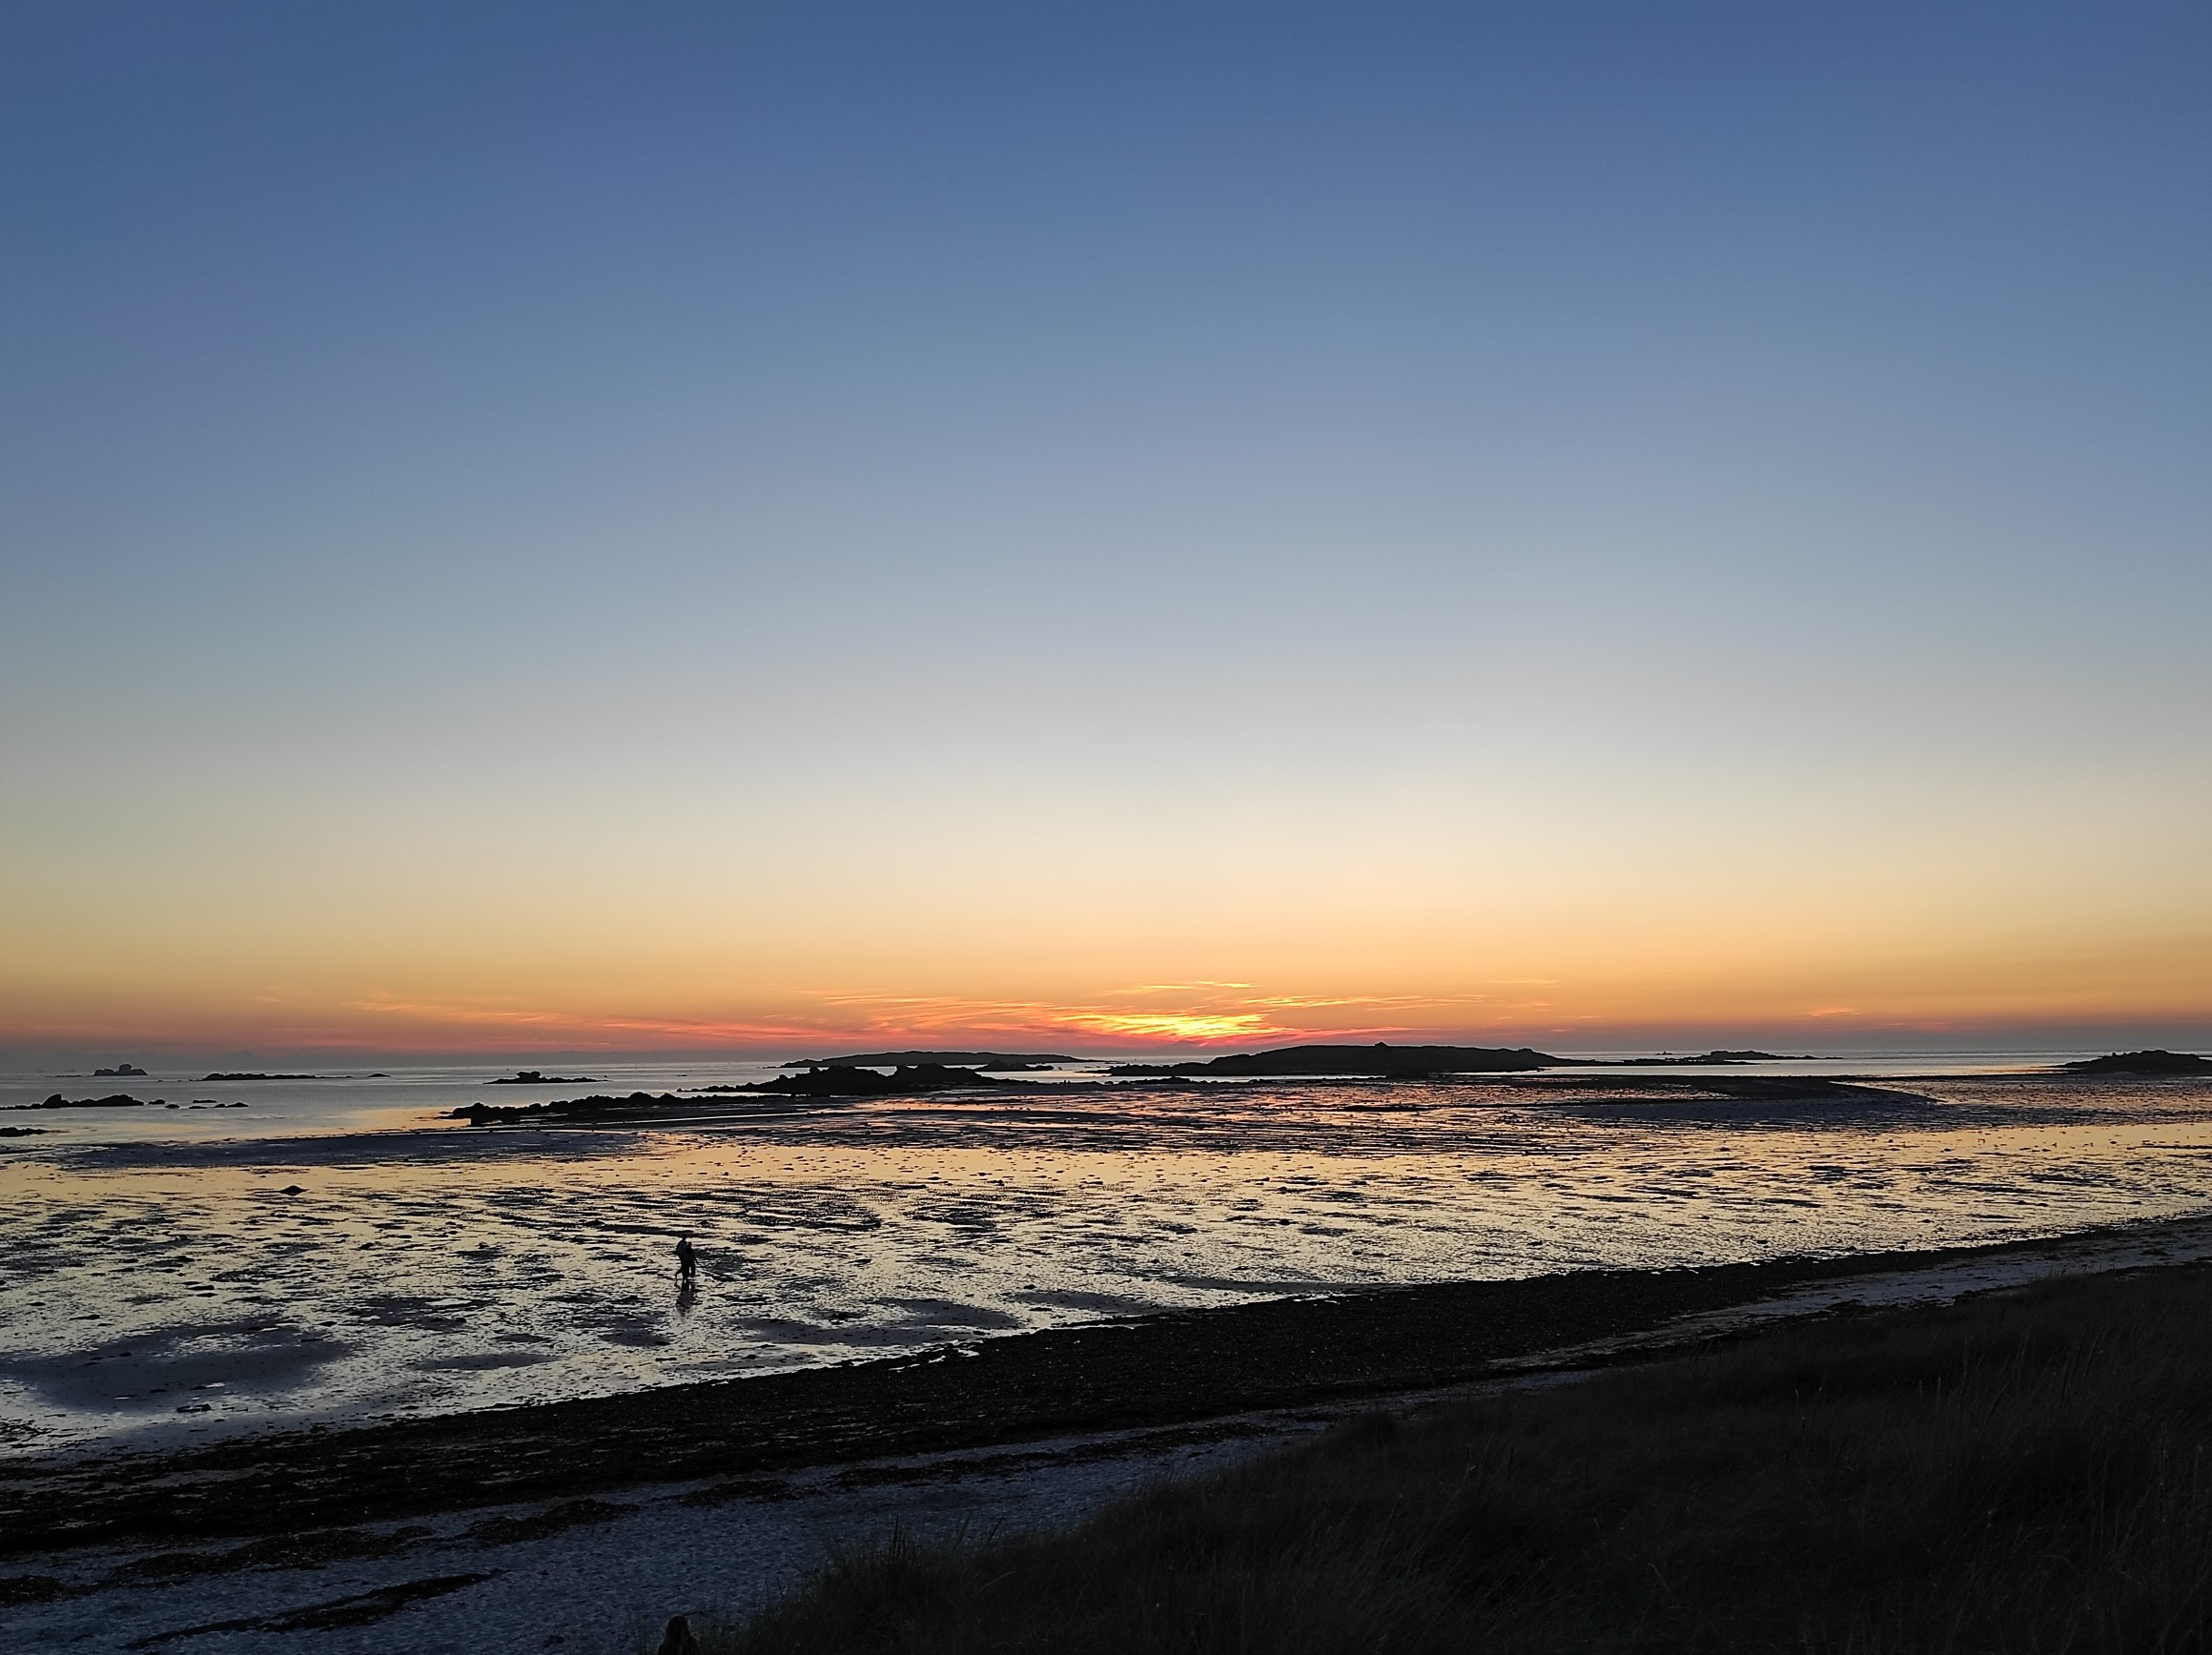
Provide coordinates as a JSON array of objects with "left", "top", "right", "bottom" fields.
[
  {"left": 781, "top": 1051, "right": 1075, "bottom": 1071},
  {"left": 1634, "top": 1050, "right": 1813, "bottom": 1065},
  {"left": 751, "top": 1062, "right": 1025, "bottom": 1095},
  {"left": 1108, "top": 1043, "right": 1570, "bottom": 1078},
  {"left": 2060, "top": 1051, "right": 2211, "bottom": 1075}
]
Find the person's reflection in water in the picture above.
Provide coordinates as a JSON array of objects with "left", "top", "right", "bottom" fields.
[{"left": 675, "top": 1277, "right": 699, "bottom": 1316}]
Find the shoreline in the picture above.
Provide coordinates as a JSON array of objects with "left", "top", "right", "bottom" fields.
[{"left": 9, "top": 1212, "right": 2211, "bottom": 1557}]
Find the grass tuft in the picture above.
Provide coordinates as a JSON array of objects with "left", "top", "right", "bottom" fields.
[{"left": 701, "top": 1266, "right": 2212, "bottom": 1653}]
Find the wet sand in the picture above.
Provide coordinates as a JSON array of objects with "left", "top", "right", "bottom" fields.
[
  {"left": 11, "top": 1068, "right": 2212, "bottom": 1460},
  {"left": 9, "top": 1212, "right": 2210, "bottom": 1562}
]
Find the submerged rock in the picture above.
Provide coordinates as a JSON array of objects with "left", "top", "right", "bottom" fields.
[{"left": 16, "top": 1093, "right": 154, "bottom": 1110}]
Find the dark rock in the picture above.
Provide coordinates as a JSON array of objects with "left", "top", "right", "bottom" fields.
[
  {"left": 14, "top": 1094, "right": 150, "bottom": 1111},
  {"left": 448, "top": 1065, "right": 1022, "bottom": 1124},
  {"left": 446, "top": 1092, "right": 686, "bottom": 1125}
]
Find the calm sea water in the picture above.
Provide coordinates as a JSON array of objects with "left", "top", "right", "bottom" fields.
[{"left": 5, "top": 1054, "right": 2211, "bottom": 1456}]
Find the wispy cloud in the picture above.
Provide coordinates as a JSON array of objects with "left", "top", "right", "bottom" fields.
[
  {"left": 811, "top": 991, "right": 1297, "bottom": 1045},
  {"left": 1103, "top": 981, "right": 1254, "bottom": 996},
  {"left": 317, "top": 983, "right": 1545, "bottom": 1053}
]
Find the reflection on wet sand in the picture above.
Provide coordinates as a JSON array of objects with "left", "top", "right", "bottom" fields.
[{"left": 3, "top": 1073, "right": 2210, "bottom": 1455}]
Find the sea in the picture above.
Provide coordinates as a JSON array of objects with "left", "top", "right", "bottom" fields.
[{"left": 5, "top": 1052, "right": 2211, "bottom": 1458}]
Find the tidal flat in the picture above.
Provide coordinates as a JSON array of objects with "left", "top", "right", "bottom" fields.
[
  {"left": 5, "top": 1219, "right": 2208, "bottom": 1654},
  {"left": 5, "top": 1062, "right": 2212, "bottom": 1458},
  {"left": 5, "top": 1055, "right": 2212, "bottom": 1650}
]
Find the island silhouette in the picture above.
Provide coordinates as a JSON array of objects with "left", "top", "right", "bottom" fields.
[
  {"left": 781, "top": 1051, "right": 1074, "bottom": 1070},
  {"left": 1108, "top": 1043, "right": 1572, "bottom": 1078},
  {"left": 2060, "top": 1050, "right": 2211, "bottom": 1075}
]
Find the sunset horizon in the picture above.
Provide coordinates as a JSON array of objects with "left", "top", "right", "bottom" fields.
[{"left": 6, "top": 6, "right": 2209, "bottom": 1645}]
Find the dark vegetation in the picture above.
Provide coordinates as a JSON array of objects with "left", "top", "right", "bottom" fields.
[
  {"left": 715, "top": 1265, "right": 2212, "bottom": 1655},
  {"left": 2062, "top": 1050, "right": 2211, "bottom": 1075},
  {"left": 1108, "top": 1043, "right": 1570, "bottom": 1077}
]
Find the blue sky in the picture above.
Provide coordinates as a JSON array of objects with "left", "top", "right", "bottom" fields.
[{"left": 3, "top": 2, "right": 2207, "bottom": 1054}]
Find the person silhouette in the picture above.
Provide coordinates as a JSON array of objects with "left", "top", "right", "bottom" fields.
[{"left": 675, "top": 1234, "right": 697, "bottom": 1285}]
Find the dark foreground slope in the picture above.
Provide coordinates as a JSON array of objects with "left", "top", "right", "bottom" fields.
[{"left": 722, "top": 1263, "right": 2212, "bottom": 1655}]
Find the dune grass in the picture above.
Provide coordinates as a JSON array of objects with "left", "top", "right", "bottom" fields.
[{"left": 702, "top": 1263, "right": 2212, "bottom": 1653}]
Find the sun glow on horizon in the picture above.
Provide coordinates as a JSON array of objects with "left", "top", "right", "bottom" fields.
[
  {"left": 7, "top": 943, "right": 2211, "bottom": 1061},
  {"left": 3, "top": 7, "right": 2208, "bottom": 1064}
]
